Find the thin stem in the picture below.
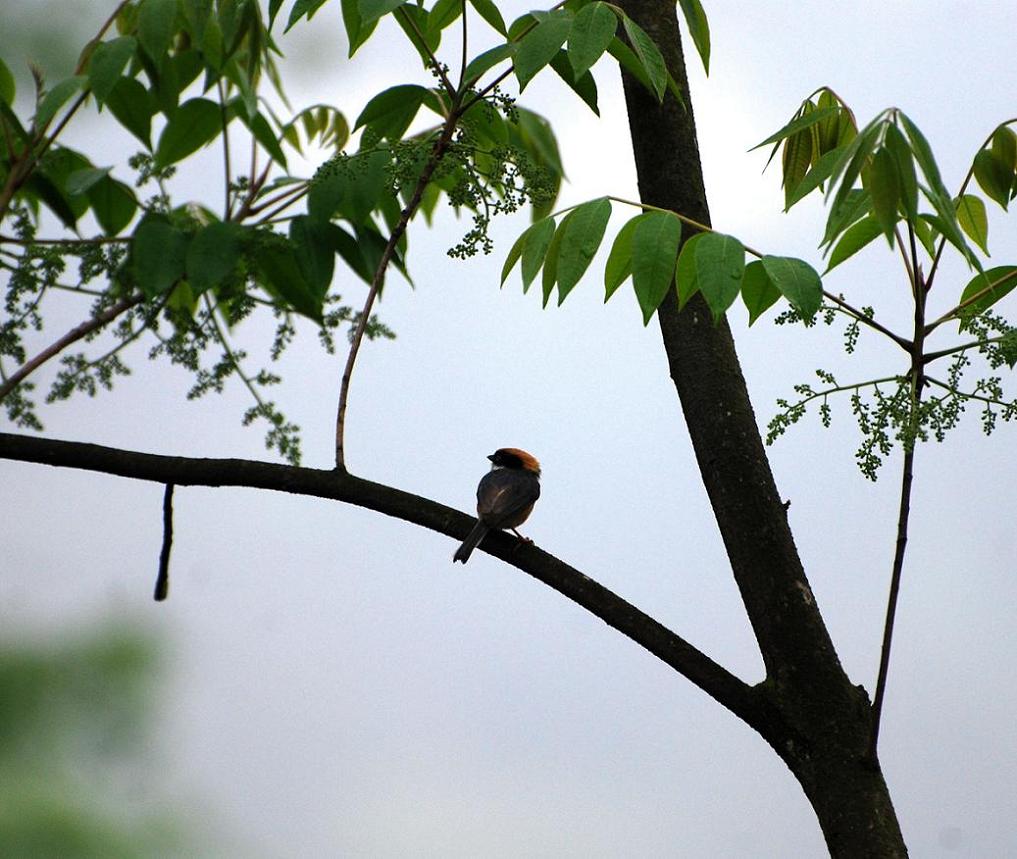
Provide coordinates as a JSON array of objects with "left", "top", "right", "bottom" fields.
[
  {"left": 335, "top": 113, "right": 462, "bottom": 470},
  {"left": 607, "top": 194, "right": 733, "bottom": 241},
  {"left": 204, "top": 296, "right": 269, "bottom": 410},
  {"left": 869, "top": 258, "right": 928, "bottom": 759},
  {"left": 926, "top": 375, "right": 1017, "bottom": 409},
  {"left": 894, "top": 225, "right": 916, "bottom": 292},
  {"left": 821, "top": 291, "right": 912, "bottom": 350},
  {"left": 772, "top": 375, "right": 902, "bottom": 417},
  {"left": 868, "top": 445, "right": 916, "bottom": 759},
  {"left": 457, "top": 0, "right": 469, "bottom": 92},
  {"left": 247, "top": 181, "right": 309, "bottom": 218},
  {"left": 922, "top": 335, "right": 1009, "bottom": 365},
  {"left": 253, "top": 186, "right": 310, "bottom": 224},
  {"left": 0, "top": 294, "right": 143, "bottom": 402},
  {"left": 395, "top": 7, "right": 457, "bottom": 98},
  {"left": 926, "top": 268, "right": 1017, "bottom": 332},
  {"left": 217, "top": 80, "right": 234, "bottom": 219}
]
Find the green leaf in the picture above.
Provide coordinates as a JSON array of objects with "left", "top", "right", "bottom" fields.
[
  {"left": 781, "top": 124, "right": 816, "bottom": 209},
  {"left": 155, "top": 97, "right": 222, "bottom": 167},
  {"left": 556, "top": 197, "right": 611, "bottom": 303},
  {"left": 822, "top": 188, "right": 871, "bottom": 250},
  {"left": 991, "top": 126, "right": 1017, "bottom": 172},
  {"left": 138, "top": 0, "right": 178, "bottom": 62},
  {"left": 826, "top": 115, "right": 883, "bottom": 223},
  {"left": 785, "top": 146, "right": 843, "bottom": 210},
  {"left": 884, "top": 123, "right": 917, "bottom": 221},
  {"left": 825, "top": 214, "right": 882, "bottom": 272},
  {"left": 604, "top": 215, "right": 639, "bottom": 301},
  {"left": 675, "top": 232, "right": 705, "bottom": 309},
  {"left": 740, "top": 260, "right": 780, "bottom": 325},
  {"left": 426, "top": 0, "right": 462, "bottom": 39},
  {"left": 956, "top": 265, "right": 1017, "bottom": 322},
  {"left": 105, "top": 76, "right": 154, "bottom": 149},
  {"left": 677, "top": 0, "right": 710, "bottom": 73},
  {"left": 65, "top": 167, "right": 112, "bottom": 196},
  {"left": 268, "top": 0, "right": 286, "bottom": 28},
  {"left": 132, "top": 217, "right": 189, "bottom": 298},
  {"left": 606, "top": 37, "right": 653, "bottom": 94},
  {"left": 87, "top": 37, "right": 137, "bottom": 104},
  {"left": 395, "top": 4, "right": 440, "bottom": 67},
  {"left": 354, "top": 84, "right": 428, "bottom": 141},
  {"left": 752, "top": 106, "right": 839, "bottom": 151},
  {"left": 0, "top": 56, "right": 14, "bottom": 107},
  {"left": 761, "top": 256, "right": 822, "bottom": 321},
  {"left": 694, "top": 232, "right": 744, "bottom": 321},
  {"left": 621, "top": 15, "right": 667, "bottom": 102},
  {"left": 515, "top": 10, "right": 572, "bottom": 91},
  {"left": 467, "top": 0, "right": 506, "bottom": 34},
  {"left": 36, "top": 76, "right": 86, "bottom": 128},
  {"left": 540, "top": 211, "right": 573, "bottom": 307},
  {"left": 955, "top": 194, "right": 989, "bottom": 255},
  {"left": 865, "top": 147, "right": 900, "bottom": 241},
  {"left": 186, "top": 221, "right": 244, "bottom": 294},
  {"left": 679, "top": 0, "right": 711, "bottom": 71},
  {"left": 35, "top": 147, "right": 91, "bottom": 223},
  {"left": 342, "top": 0, "right": 378, "bottom": 56},
  {"left": 898, "top": 112, "right": 945, "bottom": 193},
  {"left": 631, "top": 211, "right": 681, "bottom": 324},
  {"left": 87, "top": 176, "right": 137, "bottom": 235},
  {"left": 463, "top": 44, "right": 513, "bottom": 83},
  {"left": 520, "top": 217, "right": 556, "bottom": 292},
  {"left": 289, "top": 216, "right": 336, "bottom": 297},
  {"left": 23, "top": 173, "right": 78, "bottom": 227},
  {"left": 241, "top": 110, "right": 288, "bottom": 168},
  {"left": 359, "top": 0, "right": 406, "bottom": 26},
  {"left": 912, "top": 215, "right": 938, "bottom": 258},
  {"left": 567, "top": 2, "right": 616, "bottom": 79},
  {"left": 285, "top": 0, "right": 330, "bottom": 32},
  {"left": 973, "top": 148, "right": 1012, "bottom": 210},
  {"left": 327, "top": 222, "right": 373, "bottom": 284},
  {"left": 501, "top": 217, "right": 554, "bottom": 290},
  {"left": 254, "top": 237, "right": 323, "bottom": 321},
  {"left": 548, "top": 51, "right": 598, "bottom": 115}
]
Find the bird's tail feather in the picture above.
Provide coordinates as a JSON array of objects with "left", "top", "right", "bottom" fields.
[{"left": 453, "top": 521, "right": 489, "bottom": 564}]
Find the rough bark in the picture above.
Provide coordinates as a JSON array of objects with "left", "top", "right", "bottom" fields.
[{"left": 615, "top": 0, "right": 907, "bottom": 854}]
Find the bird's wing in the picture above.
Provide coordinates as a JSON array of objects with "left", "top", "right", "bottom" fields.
[{"left": 476, "top": 470, "right": 540, "bottom": 527}]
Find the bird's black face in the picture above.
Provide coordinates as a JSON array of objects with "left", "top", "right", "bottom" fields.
[{"left": 488, "top": 449, "right": 524, "bottom": 469}]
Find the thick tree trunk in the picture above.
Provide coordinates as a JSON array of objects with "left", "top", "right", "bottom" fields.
[{"left": 615, "top": 1, "right": 907, "bottom": 854}]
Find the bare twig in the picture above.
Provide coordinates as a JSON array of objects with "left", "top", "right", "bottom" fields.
[
  {"left": 334, "top": 124, "right": 458, "bottom": 469},
  {"left": 154, "top": 483, "right": 174, "bottom": 601}
]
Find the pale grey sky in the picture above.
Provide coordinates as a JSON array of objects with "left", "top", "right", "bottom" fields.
[{"left": 3, "top": 1, "right": 1017, "bottom": 856}]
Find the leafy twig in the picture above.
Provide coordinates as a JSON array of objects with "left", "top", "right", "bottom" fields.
[{"left": 0, "top": 294, "right": 143, "bottom": 402}]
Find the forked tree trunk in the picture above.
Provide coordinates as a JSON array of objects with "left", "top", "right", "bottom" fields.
[{"left": 616, "top": 1, "right": 908, "bottom": 854}]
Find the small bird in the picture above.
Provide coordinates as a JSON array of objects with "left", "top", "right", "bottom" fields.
[{"left": 452, "top": 447, "right": 541, "bottom": 564}]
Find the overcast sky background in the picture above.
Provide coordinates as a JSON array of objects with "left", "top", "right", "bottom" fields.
[{"left": 3, "top": 1, "right": 1017, "bottom": 855}]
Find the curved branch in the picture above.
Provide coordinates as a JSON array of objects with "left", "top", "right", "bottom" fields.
[{"left": 0, "top": 430, "right": 761, "bottom": 728}]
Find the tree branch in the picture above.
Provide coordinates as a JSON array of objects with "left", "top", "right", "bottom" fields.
[
  {"left": 0, "top": 294, "right": 144, "bottom": 402},
  {"left": 0, "top": 430, "right": 762, "bottom": 727}
]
